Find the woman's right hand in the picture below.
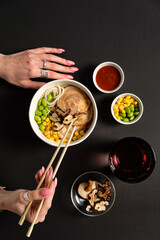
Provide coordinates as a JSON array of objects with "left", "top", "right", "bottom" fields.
[{"left": 0, "top": 167, "right": 57, "bottom": 224}]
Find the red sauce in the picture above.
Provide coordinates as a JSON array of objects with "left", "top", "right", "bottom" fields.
[{"left": 96, "top": 66, "right": 121, "bottom": 91}]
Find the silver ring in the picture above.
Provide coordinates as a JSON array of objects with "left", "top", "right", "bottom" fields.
[
  {"left": 41, "top": 69, "right": 48, "bottom": 79},
  {"left": 43, "top": 60, "right": 47, "bottom": 69},
  {"left": 24, "top": 191, "right": 30, "bottom": 202}
]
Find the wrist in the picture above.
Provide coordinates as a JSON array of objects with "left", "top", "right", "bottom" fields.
[
  {"left": 0, "top": 53, "right": 7, "bottom": 79},
  {"left": 0, "top": 191, "right": 7, "bottom": 210}
]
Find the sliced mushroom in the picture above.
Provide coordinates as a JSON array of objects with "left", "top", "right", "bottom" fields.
[
  {"left": 102, "top": 181, "right": 111, "bottom": 188},
  {"left": 50, "top": 112, "right": 61, "bottom": 122},
  {"left": 86, "top": 205, "right": 92, "bottom": 213},
  {"left": 78, "top": 180, "right": 98, "bottom": 200},
  {"left": 98, "top": 186, "right": 104, "bottom": 193},
  {"left": 98, "top": 186, "right": 111, "bottom": 200},
  {"left": 94, "top": 201, "right": 108, "bottom": 211},
  {"left": 54, "top": 122, "right": 64, "bottom": 131},
  {"left": 63, "top": 114, "right": 73, "bottom": 124},
  {"left": 85, "top": 180, "right": 98, "bottom": 192},
  {"left": 85, "top": 180, "right": 93, "bottom": 192},
  {"left": 94, "top": 198, "right": 101, "bottom": 203},
  {"left": 89, "top": 189, "right": 98, "bottom": 207},
  {"left": 56, "top": 107, "right": 70, "bottom": 117},
  {"left": 78, "top": 182, "right": 90, "bottom": 199}
]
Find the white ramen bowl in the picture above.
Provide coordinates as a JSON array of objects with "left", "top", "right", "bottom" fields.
[{"left": 29, "top": 79, "right": 98, "bottom": 147}]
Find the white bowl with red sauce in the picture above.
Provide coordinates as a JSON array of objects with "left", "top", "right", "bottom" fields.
[{"left": 93, "top": 62, "right": 124, "bottom": 93}]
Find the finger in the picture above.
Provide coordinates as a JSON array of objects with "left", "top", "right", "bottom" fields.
[
  {"left": 38, "top": 167, "right": 46, "bottom": 187},
  {"left": 38, "top": 179, "right": 57, "bottom": 220},
  {"left": 44, "top": 167, "right": 53, "bottom": 187},
  {"left": 20, "top": 80, "right": 46, "bottom": 89},
  {"left": 27, "top": 188, "right": 52, "bottom": 201},
  {"left": 44, "top": 61, "right": 78, "bottom": 73},
  {"left": 30, "top": 47, "right": 65, "bottom": 54},
  {"left": 36, "top": 167, "right": 44, "bottom": 182},
  {"left": 41, "top": 70, "right": 74, "bottom": 80},
  {"left": 41, "top": 54, "right": 75, "bottom": 66}
]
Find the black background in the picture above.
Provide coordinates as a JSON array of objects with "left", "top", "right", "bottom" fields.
[{"left": 0, "top": 0, "right": 160, "bottom": 239}]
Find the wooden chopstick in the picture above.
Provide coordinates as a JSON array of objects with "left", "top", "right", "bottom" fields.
[
  {"left": 19, "top": 119, "right": 76, "bottom": 226},
  {"left": 26, "top": 125, "right": 76, "bottom": 237}
]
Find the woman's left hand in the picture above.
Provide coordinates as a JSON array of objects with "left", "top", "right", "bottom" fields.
[{"left": 0, "top": 47, "right": 78, "bottom": 89}]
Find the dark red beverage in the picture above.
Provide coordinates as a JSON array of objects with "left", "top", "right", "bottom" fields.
[{"left": 109, "top": 137, "right": 155, "bottom": 183}]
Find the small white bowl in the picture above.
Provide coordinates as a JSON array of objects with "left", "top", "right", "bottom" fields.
[
  {"left": 29, "top": 79, "right": 98, "bottom": 147},
  {"left": 111, "top": 93, "right": 144, "bottom": 125},
  {"left": 93, "top": 62, "right": 124, "bottom": 93}
]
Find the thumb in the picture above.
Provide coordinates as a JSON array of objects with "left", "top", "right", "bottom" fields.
[{"left": 27, "top": 188, "right": 52, "bottom": 201}]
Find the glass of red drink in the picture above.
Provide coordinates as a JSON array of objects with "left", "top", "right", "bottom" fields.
[{"left": 109, "top": 137, "right": 156, "bottom": 183}]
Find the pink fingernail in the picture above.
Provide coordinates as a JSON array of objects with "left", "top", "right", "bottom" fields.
[
  {"left": 54, "top": 178, "right": 58, "bottom": 188},
  {"left": 42, "top": 166, "right": 45, "bottom": 173},
  {"left": 40, "top": 188, "right": 51, "bottom": 197},
  {"left": 67, "top": 75, "right": 73, "bottom": 79},
  {"left": 58, "top": 48, "right": 65, "bottom": 53},
  {"left": 70, "top": 67, "right": 79, "bottom": 72},
  {"left": 66, "top": 60, "right": 75, "bottom": 66},
  {"left": 39, "top": 169, "right": 42, "bottom": 176}
]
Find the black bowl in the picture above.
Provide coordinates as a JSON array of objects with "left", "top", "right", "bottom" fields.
[
  {"left": 109, "top": 137, "right": 156, "bottom": 183},
  {"left": 71, "top": 171, "right": 116, "bottom": 217}
]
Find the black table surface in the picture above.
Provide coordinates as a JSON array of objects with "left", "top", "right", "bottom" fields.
[{"left": 0, "top": 1, "right": 160, "bottom": 239}]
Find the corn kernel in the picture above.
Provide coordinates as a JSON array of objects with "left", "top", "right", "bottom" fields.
[
  {"left": 78, "top": 135, "right": 82, "bottom": 139},
  {"left": 74, "top": 131, "right": 79, "bottom": 136},
  {"left": 121, "top": 109, "right": 126, "bottom": 114},
  {"left": 43, "top": 121, "right": 47, "bottom": 126},
  {"left": 49, "top": 137, "right": 54, "bottom": 141},
  {"left": 123, "top": 98, "right": 128, "bottom": 103},
  {"left": 72, "top": 136, "right": 77, "bottom": 141},
  {"left": 46, "top": 134, "right": 50, "bottom": 139},
  {"left": 126, "top": 95, "right": 131, "bottom": 99},
  {"left": 54, "top": 136, "right": 59, "bottom": 140},
  {"left": 80, "top": 130, "right": 85, "bottom": 136},
  {"left": 118, "top": 97, "right": 123, "bottom": 102},
  {"left": 46, "top": 118, "right": 49, "bottom": 122},
  {"left": 119, "top": 105, "right": 124, "bottom": 110},
  {"left": 113, "top": 104, "right": 118, "bottom": 110},
  {"left": 56, "top": 139, "right": 61, "bottom": 143},
  {"left": 133, "top": 101, "right": 138, "bottom": 105},
  {"left": 63, "top": 138, "right": 68, "bottom": 143},
  {"left": 114, "top": 109, "right": 119, "bottom": 114}
]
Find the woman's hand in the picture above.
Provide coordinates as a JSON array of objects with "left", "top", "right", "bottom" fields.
[
  {"left": 0, "top": 47, "right": 78, "bottom": 89},
  {"left": 0, "top": 166, "right": 57, "bottom": 224}
]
